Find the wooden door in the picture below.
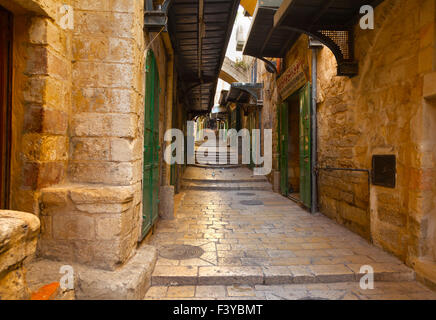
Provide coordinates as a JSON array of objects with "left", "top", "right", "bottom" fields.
[{"left": 299, "top": 84, "right": 311, "bottom": 209}]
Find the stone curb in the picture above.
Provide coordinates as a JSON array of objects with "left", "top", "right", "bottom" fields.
[{"left": 151, "top": 265, "right": 415, "bottom": 286}]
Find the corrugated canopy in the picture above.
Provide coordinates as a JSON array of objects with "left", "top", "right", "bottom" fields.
[{"left": 168, "top": 0, "right": 240, "bottom": 113}]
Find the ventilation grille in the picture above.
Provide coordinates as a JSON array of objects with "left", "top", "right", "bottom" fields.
[{"left": 320, "top": 30, "right": 351, "bottom": 60}]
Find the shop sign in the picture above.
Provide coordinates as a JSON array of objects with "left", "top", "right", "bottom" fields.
[{"left": 277, "top": 59, "right": 307, "bottom": 99}]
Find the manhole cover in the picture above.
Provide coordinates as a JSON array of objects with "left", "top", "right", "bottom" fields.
[
  {"left": 237, "top": 192, "right": 256, "bottom": 196},
  {"left": 240, "top": 200, "right": 264, "bottom": 206},
  {"left": 159, "top": 245, "right": 204, "bottom": 260}
]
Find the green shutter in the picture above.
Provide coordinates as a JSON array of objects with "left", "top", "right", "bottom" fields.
[{"left": 141, "top": 50, "right": 160, "bottom": 239}]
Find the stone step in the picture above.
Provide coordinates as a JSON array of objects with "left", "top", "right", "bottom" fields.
[
  {"left": 182, "top": 178, "right": 268, "bottom": 184},
  {"left": 195, "top": 156, "right": 239, "bottom": 161},
  {"left": 151, "top": 265, "right": 416, "bottom": 286},
  {"left": 182, "top": 182, "right": 273, "bottom": 191},
  {"left": 191, "top": 164, "right": 243, "bottom": 169}
]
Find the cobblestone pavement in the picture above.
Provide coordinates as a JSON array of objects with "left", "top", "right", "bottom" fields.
[{"left": 147, "top": 167, "right": 436, "bottom": 300}]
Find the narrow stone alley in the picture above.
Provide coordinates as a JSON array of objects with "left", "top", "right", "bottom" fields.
[
  {"left": 145, "top": 146, "right": 436, "bottom": 300},
  {"left": 2, "top": 0, "right": 436, "bottom": 303}
]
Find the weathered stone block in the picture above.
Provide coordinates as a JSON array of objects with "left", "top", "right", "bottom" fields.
[
  {"left": 423, "top": 72, "right": 436, "bottom": 100},
  {"left": 110, "top": 138, "right": 140, "bottom": 162},
  {"left": 96, "top": 215, "right": 121, "bottom": 240},
  {"left": 76, "top": 245, "right": 157, "bottom": 300},
  {"left": 68, "top": 162, "right": 134, "bottom": 185},
  {"left": 69, "top": 185, "right": 134, "bottom": 204},
  {"left": 22, "top": 134, "right": 68, "bottom": 161},
  {"left": 0, "top": 211, "right": 40, "bottom": 272},
  {"left": 0, "top": 266, "right": 29, "bottom": 300},
  {"left": 72, "top": 113, "right": 137, "bottom": 138},
  {"left": 72, "top": 88, "right": 134, "bottom": 113},
  {"left": 23, "top": 106, "right": 68, "bottom": 135},
  {"left": 52, "top": 215, "right": 95, "bottom": 240},
  {"left": 71, "top": 137, "right": 110, "bottom": 161}
]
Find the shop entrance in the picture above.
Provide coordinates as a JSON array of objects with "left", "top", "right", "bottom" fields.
[{"left": 279, "top": 83, "right": 311, "bottom": 209}]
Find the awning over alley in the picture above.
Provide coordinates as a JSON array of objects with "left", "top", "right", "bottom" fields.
[
  {"left": 168, "top": 0, "right": 240, "bottom": 113},
  {"left": 224, "top": 82, "right": 263, "bottom": 106},
  {"left": 244, "top": 0, "right": 384, "bottom": 76}
]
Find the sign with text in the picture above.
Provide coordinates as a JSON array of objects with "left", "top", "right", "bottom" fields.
[{"left": 277, "top": 59, "right": 307, "bottom": 100}]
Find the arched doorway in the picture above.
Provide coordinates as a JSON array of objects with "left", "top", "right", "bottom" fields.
[{"left": 141, "top": 50, "right": 160, "bottom": 239}]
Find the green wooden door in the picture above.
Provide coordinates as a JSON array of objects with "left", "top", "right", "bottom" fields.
[
  {"left": 299, "top": 84, "right": 311, "bottom": 208},
  {"left": 279, "top": 102, "right": 288, "bottom": 196},
  {"left": 142, "top": 50, "right": 160, "bottom": 239}
]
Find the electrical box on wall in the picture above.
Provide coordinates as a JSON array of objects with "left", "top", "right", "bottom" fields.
[{"left": 371, "top": 155, "right": 396, "bottom": 188}]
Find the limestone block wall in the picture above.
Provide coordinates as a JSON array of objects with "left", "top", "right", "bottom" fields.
[
  {"left": 2, "top": 0, "right": 174, "bottom": 272},
  {"left": 316, "top": 0, "right": 434, "bottom": 263}
]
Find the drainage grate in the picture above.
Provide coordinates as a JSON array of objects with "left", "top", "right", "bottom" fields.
[
  {"left": 159, "top": 245, "right": 204, "bottom": 260},
  {"left": 237, "top": 193, "right": 256, "bottom": 196},
  {"left": 240, "top": 200, "right": 264, "bottom": 206}
]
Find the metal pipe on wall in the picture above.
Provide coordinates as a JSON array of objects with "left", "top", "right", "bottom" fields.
[{"left": 311, "top": 48, "right": 318, "bottom": 214}]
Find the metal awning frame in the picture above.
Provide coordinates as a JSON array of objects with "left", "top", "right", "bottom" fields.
[
  {"left": 144, "top": 0, "right": 172, "bottom": 32},
  {"left": 225, "top": 82, "right": 263, "bottom": 107},
  {"left": 244, "top": 0, "right": 385, "bottom": 77},
  {"left": 277, "top": 25, "right": 358, "bottom": 76}
]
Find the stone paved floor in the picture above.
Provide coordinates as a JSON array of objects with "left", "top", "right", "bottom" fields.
[
  {"left": 182, "top": 167, "right": 267, "bottom": 182},
  {"left": 147, "top": 166, "right": 436, "bottom": 300}
]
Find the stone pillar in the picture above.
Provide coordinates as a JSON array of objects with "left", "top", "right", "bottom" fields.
[
  {"left": 38, "top": 0, "right": 146, "bottom": 271},
  {"left": 0, "top": 211, "right": 40, "bottom": 300}
]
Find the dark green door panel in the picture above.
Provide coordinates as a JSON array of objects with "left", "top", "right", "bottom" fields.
[
  {"left": 299, "top": 84, "right": 311, "bottom": 209},
  {"left": 279, "top": 102, "right": 288, "bottom": 196},
  {"left": 142, "top": 50, "right": 160, "bottom": 239}
]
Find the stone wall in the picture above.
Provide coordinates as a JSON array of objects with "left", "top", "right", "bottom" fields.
[
  {"left": 0, "top": 0, "right": 73, "bottom": 215},
  {"left": 258, "top": 60, "right": 280, "bottom": 183},
  {"left": 34, "top": 0, "right": 147, "bottom": 271}
]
